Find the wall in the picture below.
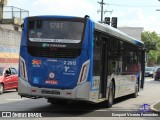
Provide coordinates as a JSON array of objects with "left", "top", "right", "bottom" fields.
[{"left": 0, "top": 25, "right": 21, "bottom": 69}]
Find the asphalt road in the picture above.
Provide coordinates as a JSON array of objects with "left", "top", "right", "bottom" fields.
[{"left": 0, "top": 77, "right": 160, "bottom": 120}]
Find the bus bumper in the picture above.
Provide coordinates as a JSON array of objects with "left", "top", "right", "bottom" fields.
[{"left": 18, "top": 77, "right": 90, "bottom": 101}]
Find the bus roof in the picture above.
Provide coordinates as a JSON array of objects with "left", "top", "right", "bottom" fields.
[
  {"left": 25, "top": 15, "right": 145, "bottom": 49},
  {"left": 95, "top": 22, "right": 145, "bottom": 48}
]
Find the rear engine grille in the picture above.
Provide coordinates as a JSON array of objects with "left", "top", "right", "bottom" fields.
[{"left": 27, "top": 47, "right": 81, "bottom": 58}]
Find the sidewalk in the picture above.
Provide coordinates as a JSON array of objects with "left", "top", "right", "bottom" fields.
[{"left": 150, "top": 101, "right": 160, "bottom": 112}]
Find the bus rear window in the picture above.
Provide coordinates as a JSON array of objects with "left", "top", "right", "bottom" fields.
[{"left": 28, "top": 20, "right": 84, "bottom": 44}]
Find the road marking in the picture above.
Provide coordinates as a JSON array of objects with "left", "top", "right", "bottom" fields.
[{"left": 6, "top": 99, "right": 28, "bottom": 101}]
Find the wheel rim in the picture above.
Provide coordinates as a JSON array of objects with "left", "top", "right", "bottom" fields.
[
  {"left": 108, "top": 83, "right": 113, "bottom": 105},
  {"left": 135, "top": 85, "right": 138, "bottom": 96}
]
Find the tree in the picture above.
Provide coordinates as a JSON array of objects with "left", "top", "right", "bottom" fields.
[
  {"left": 142, "top": 31, "right": 160, "bottom": 65},
  {"left": 142, "top": 31, "right": 160, "bottom": 51}
]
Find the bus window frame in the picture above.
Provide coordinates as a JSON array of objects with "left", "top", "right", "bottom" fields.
[{"left": 26, "top": 17, "right": 87, "bottom": 49}]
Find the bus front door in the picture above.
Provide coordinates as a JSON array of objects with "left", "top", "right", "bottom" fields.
[{"left": 99, "top": 38, "right": 108, "bottom": 98}]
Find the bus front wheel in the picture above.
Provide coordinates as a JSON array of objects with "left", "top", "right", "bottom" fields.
[
  {"left": 132, "top": 84, "right": 138, "bottom": 98},
  {"left": 105, "top": 81, "right": 115, "bottom": 108}
]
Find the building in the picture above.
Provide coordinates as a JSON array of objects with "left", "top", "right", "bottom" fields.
[{"left": 118, "top": 27, "right": 144, "bottom": 41}]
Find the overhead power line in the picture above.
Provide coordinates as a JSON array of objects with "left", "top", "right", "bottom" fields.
[{"left": 108, "top": 4, "right": 160, "bottom": 8}]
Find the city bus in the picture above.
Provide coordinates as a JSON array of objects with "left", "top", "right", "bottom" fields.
[{"left": 18, "top": 15, "right": 146, "bottom": 108}]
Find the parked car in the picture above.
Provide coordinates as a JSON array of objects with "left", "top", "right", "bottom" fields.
[
  {"left": 154, "top": 67, "right": 160, "bottom": 81},
  {"left": 145, "top": 67, "right": 155, "bottom": 78},
  {"left": 0, "top": 66, "right": 18, "bottom": 94}
]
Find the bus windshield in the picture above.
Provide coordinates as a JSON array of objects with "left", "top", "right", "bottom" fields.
[{"left": 28, "top": 20, "right": 84, "bottom": 44}]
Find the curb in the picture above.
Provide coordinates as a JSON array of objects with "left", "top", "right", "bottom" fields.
[{"left": 150, "top": 101, "right": 160, "bottom": 113}]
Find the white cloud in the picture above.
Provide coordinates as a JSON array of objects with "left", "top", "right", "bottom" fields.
[
  {"left": 31, "top": 0, "right": 96, "bottom": 18},
  {"left": 7, "top": 0, "right": 160, "bottom": 34},
  {"left": 8, "top": 0, "right": 28, "bottom": 9},
  {"left": 7, "top": 0, "right": 99, "bottom": 22},
  {"left": 112, "top": 8, "right": 160, "bottom": 33},
  {"left": 8, "top": 0, "right": 24, "bottom": 4},
  {"left": 143, "top": 16, "right": 160, "bottom": 33},
  {"left": 115, "top": 8, "right": 145, "bottom": 26}
]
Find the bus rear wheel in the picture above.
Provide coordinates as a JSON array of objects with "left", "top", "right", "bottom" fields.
[
  {"left": 104, "top": 81, "right": 115, "bottom": 108},
  {"left": 47, "top": 98, "right": 68, "bottom": 105}
]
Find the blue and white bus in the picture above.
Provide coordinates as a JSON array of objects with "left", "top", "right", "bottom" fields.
[{"left": 18, "top": 15, "right": 146, "bottom": 108}]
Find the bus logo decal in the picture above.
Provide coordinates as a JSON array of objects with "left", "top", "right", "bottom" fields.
[
  {"left": 32, "top": 59, "right": 41, "bottom": 65},
  {"left": 42, "top": 43, "right": 49, "bottom": 47},
  {"left": 49, "top": 72, "right": 55, "bottom": 79},
  {"left": 45, "top": 80, "right": 58, "bottom": 85},
  {"left": 64, "top": 66, "right": 70, "bottom": 72}
]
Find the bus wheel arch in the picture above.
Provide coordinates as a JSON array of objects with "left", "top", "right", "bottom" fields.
[
  {"left": 111, "top": 79, "right": 115, "bottom": 98},
  {"left": 137, "top": 76, "right": 140, "bottom": 92},
  {"left": 132, "top": 83, "right": 138, "bottom": 98},
  {"left": 104, "top": 79, "right": 115, "bottom": 108}
]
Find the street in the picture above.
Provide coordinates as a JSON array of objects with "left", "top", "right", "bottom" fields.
[{"left": 0, "top": 77, "right": 160, "bottom": 119}]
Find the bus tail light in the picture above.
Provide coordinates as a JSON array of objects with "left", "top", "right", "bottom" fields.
[
  {"left": 31, "top": 90, "right": 36, "bottom": 93},
  {"left": 20, "top": 57, "right": 28, "bottom": 81},
  {"left": 77, "top": 60, "right": 90, "bottom": 85}
]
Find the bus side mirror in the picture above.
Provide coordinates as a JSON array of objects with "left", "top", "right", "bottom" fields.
[{"left": 21, "top": 23, "right": 24, "bottom": 29}]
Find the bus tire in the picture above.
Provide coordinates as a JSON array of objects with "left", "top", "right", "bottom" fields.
[
  {"left": 105, "top": 81, "right": 115, "bottom": 108},
  {"left": 132, "top": 84, "right": 138, "bottom": 98},
  {"left": 0, "top": 83, "right": 4, "bottom": 94},
  {"left": 47, "top": 98, "right": 68, "bottom": 105}
]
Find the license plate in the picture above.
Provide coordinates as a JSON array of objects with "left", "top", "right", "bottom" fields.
[{"left": 41, "top": 90, "right": 60, "bottom": 95}]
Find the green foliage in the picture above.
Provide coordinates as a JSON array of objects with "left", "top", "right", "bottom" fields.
[
  {"left": 142, "top": 31, "right": 160, "bottom": 65},
  {"left": 142, "top": 31, "right": 160, "bottom": 51},
  {"left": 147, "top": 50, "right": 159, "bottom": 66}
]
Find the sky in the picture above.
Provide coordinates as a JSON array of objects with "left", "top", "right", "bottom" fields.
[{"left": 7, "top": 0, "right": 160, "bottom": 34}]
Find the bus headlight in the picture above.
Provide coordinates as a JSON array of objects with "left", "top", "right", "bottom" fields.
[{"left": 77, "top": 60, "right": 90, "bottom": 85}]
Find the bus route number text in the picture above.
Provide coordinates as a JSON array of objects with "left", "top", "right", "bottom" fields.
[
  {"left": 50, "top": 22, "right": 63, "bottom": 29},
  {"left": 64, "top": 61, "right": 76, "bottom": 66}
]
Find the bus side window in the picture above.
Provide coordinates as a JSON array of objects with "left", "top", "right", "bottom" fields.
[
  {"left": 29, "top": 21, "right": 35, "bottom": 29},
  {"left": 108, "top": 60, "right": 116, "bottom": 75},
  {"left": 121, "top": 42, "right": 141, "bottom": 75},
  {"left": 93, "top": 32, "right": 101, "bottom": 76},
  {"left": 37, "top": 20, "right": 42, "bottom": 29}
]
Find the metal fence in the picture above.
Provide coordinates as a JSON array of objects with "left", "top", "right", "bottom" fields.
[{"left": 2, "top": 6, "right": 29, "bottom": 19}]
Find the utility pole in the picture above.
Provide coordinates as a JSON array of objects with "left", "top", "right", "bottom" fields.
[
  {"left": 0, "top": 0, "right": 6, "bottom": 21},
  {"left": 98, "top": 0, "right": 105, "bottom": 22},
  {"left": 98, "top": 0, "right": 113, "bottom": 23}
]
